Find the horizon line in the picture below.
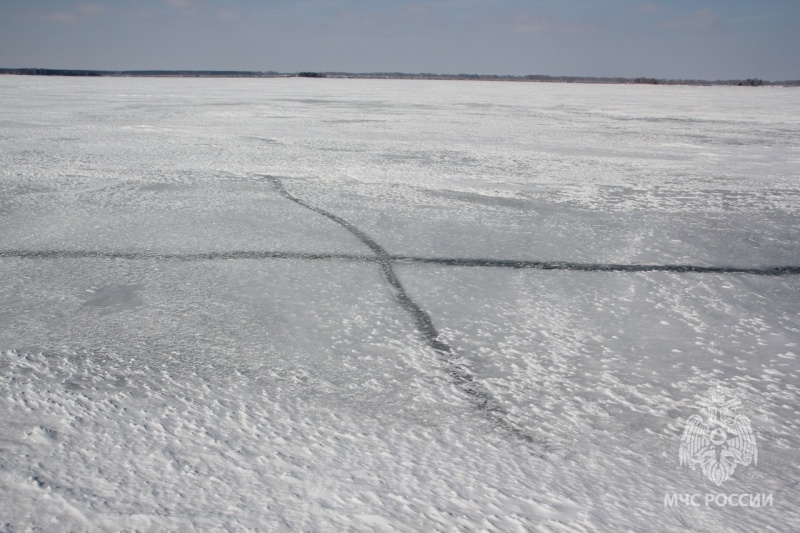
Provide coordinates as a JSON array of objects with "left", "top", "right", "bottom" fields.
[{"left": 1, "top": 68, "right": 797, "bottom": 86}]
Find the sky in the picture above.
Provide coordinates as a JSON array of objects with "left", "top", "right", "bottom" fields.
[{"left": 1, "top": 0, "right": 799, "bottom": 80}]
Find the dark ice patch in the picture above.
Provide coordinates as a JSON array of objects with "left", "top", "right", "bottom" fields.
[
  {"left": 138, "top": 182, "right": 190, "bottom": 193},
  {"left": 81, "top": 284, "right": 144, "bottom": 315}
]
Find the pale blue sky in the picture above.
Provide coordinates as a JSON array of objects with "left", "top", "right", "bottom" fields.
[{"left": 1, "top": 0, "right": 798, "bottom": 79}]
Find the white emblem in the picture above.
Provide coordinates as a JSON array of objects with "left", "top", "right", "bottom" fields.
[{"left": 679, "top": 383, "right": 757, "bottom": 486}]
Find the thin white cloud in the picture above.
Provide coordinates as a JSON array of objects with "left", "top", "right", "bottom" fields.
[
  {"left": 727, "top": 12, "right": 785, "bottom": 24},
  {"left": 407, "top": 4, "right": 433, "bottom": 16},
  {"left": 77, "top": 3, "right": 104, "bottom": 15},
  {"left": 638, "top": 3, "right": 661, "bottom": 15},
  {"left": 512, "top": 15, "right": 549, "bottom": 34},
  {"left": 41, "top": 2, "right": 104, "bottom": 24},
  {"left": 217, "top": 8, "right": 242, "bottom": 21},
  {"left": 46, "top": 11, "right": 78, "bottom": 23},
  {"left": 661, "top": 8, "right": 718, "bottom": 31}
]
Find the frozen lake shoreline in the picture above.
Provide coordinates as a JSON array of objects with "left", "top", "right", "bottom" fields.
[{"left": 1, "top": 77, "right": 799, "bottom": 531}]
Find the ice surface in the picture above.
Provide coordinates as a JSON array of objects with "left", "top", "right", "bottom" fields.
[{"left": 1, "top": 76, "right": 799, "bottom": 531}]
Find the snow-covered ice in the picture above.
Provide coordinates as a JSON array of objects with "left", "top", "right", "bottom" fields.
[{"left": 1, "top": 76, "right": 799, "bottom": 531}]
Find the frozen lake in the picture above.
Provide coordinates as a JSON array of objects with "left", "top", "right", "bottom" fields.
[{"left": 1, "top": 76, "right": 799, "bottom": 531}]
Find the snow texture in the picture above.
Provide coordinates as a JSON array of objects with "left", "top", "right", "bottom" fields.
[{"left": 1, "top": 76, "right": 799, "bottom": 531}]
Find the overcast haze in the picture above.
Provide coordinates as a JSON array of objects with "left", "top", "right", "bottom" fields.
[{"left": 1, "top": 0, "right": 799, "bottom": 80}]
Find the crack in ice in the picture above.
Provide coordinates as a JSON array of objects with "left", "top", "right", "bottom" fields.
[
  {"left": 262, "top": 176, "right": 549, "bottom": 451},
  {"left": 1, "top": 178, "right": 797, "bottom": 452},
  {"left": 2, "top": 252, "right": 796, "bottom": 276}
]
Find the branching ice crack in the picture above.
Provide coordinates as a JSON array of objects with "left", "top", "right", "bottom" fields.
[{"left": 264, "top": 175, "right": 554, "bottom": 452}]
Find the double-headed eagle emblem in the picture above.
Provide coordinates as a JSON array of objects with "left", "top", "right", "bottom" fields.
[{"left": 679, "top": 384, "right": 757, "bottom": 486}]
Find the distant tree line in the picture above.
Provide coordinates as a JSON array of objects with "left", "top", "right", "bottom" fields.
[
  {"left": 0, "top": 68, "right": 795, "bottom": 86},
  {"left": 0, "top": 68, "right": 103, "bottom": 76},
  {"left": 737, "top": 78, "right": 763, "bottom": 86},
  {"left": 314, "top": 72, "right": 798, "bottom": 86},
  {"left": 0, "top": 68, "right": 281, "bottom": 77}
]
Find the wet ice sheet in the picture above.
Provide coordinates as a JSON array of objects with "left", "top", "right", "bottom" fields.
[
  {"left": 2, "top": 77, "right": 799, "bottom": 190},
  {"left": 285, "top": 178, "right": 800, "bottom": 266},
  {"left": 2, "top": 77, "right": 798, "bottom": 265},
  {"left": 0, "top": 257, "right": 445, "bottom": 416},
  {"left": 0, "top": 177, "right": 368, "bottom": 255}
]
